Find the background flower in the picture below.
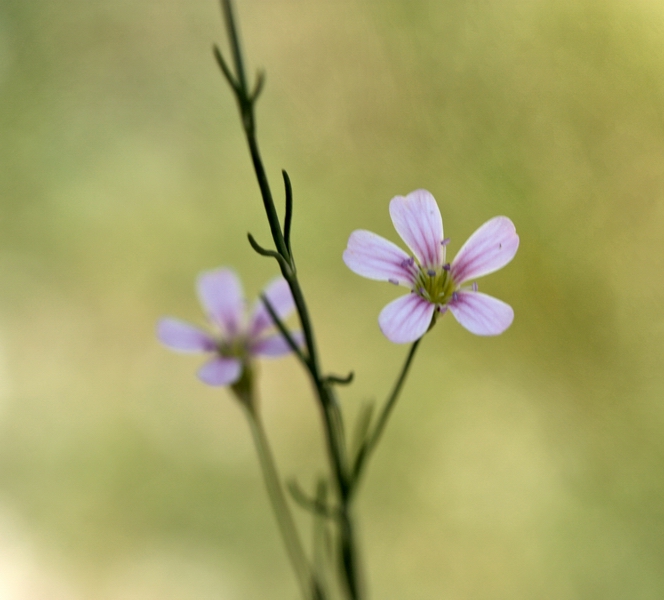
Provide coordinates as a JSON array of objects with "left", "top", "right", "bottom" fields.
[{"left": 158, "top": 268, "right": 301, "bottom": 386}]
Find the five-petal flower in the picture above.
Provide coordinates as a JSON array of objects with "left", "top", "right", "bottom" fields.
[
  {"left": 157, "top": 268, "right": 301, "bottom": 386},
  {"left": 343, "top": 189, "right": 519, "bottom": 343}
]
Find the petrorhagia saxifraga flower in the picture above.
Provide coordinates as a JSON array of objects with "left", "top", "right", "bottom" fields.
[
  {"left": 157, "top": 268, "right": 302, "bottom": 387},
  {"left": 343, "top": 189, "right": 519, "bottom": 344}
]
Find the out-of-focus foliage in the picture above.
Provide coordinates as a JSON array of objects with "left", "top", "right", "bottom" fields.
[{"left": 1, "top": 0, "right": 664, "bottom": 597}]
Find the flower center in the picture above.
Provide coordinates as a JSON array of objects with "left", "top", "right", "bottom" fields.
[
  {"left": 218, "top": 335, "right": 249, "bottom": 360},
  {"left": 413, "top": 265, "right": 456, "bottom": 305}
]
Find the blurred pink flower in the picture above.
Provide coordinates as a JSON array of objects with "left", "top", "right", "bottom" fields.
[
  {"left": 157, "top": 268, "right": 301, "bottom": 385},
  {"left": 343, "top": 190, "right": 519, "bottom": 344}
]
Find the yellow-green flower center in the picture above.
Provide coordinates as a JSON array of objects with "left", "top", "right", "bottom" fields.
[
  {"left": 413, "top": 266, "right": 456, "bottom": 305},
  {"left": 217, "top": 335, "right": 249, "bottom": 360}
]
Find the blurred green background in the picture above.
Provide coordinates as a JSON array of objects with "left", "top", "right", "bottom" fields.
[{"left": 2, "top": 0, "right": 664, "bottom": 597}]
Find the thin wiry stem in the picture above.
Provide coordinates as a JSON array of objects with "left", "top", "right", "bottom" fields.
[
  {"left": 216, "top": 2, "right": 362, "bottom": 597},
  {"left": 283, "top": 170, "right": 294, "bottom": 257},
  {"left": 221, "top": 0, "right": 248, "bottom": 96},
  {"left": 350, "top": 339, "right": 421, "bottom": 496},
  {"left": 218, "top": 0, "right": 289, "bottom": 261},
  {"left": 259, "top": 292, "right": 309, "bottom": 368}
]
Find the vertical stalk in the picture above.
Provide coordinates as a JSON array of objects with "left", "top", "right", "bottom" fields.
[
  {"left": 350, "top": 339, "right": 421, "bottom": 494},
  {"left": 244, "top": 404, "right": 322, "bottom": 600}
]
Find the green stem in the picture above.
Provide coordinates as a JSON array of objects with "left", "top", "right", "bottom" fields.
[
  {"left": 244, "top": 404, "right": 323, "bottom": 600},
  {"left": 221, "top": 0, "right": 248, "bottom": 95},
  {"left": 216, "top": 2, "right": 362, "bottom": 597},
  {"left": 350, "top": 339, "right": 422, "bottom": 494}
]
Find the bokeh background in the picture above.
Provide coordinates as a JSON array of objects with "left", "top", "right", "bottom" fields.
[{"left": 2, "top": 0, "right": 664, "bottom": 597}]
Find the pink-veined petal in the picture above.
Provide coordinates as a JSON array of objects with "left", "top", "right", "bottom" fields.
[
  {"left": 448, "top": 291, "right": 514, "bottom": 336},
  {"left": 343, "top": 230, "right": 416, "bottom": 286},
  {"left": 197, "top": 356, "right": 242, "bottom": 386},
  {"left": 251, "top": 331, "right": 305, "bottom": 357},
  {"left": 249, "top": 278, "right": 296, "bottom": 338},
  {"left": 389, "top": 190, "right": 444, "bottom": 269},
  {"left": 378, "top": 293, "right": 435, "bottom": 344},
  {"left": 157, "top": 318, "right": 216, "bottom": 353},
  {"left": 450, "top": 217, "right": 519, "bottom": 284},
  {"left": 197, "top": 268, "right": 245, "bottom": 336}
]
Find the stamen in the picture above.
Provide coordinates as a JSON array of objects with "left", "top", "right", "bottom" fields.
[
  {"left": 400, "top": 257, "right": 415, "bottom": 269},
  {"left": 388, "top": 278, "right": 399, "bottom": 285},
  {"left": 418, "top": 287, "right": 425, "bottom": 295},
  {"left": 427, "top": 269, "right": 436, "bottom": 277},
  {"left": 442, "top": 263, "right": 451, "bottom": 271},
  {"left": 438, "top": 305, "right": 448, "bottom": 315},
  {"left": 452, "top": 291, "right": 459, "bottom": 302},
  {"left": 472, "top": 282, "right": 478, "bottom": 291},
  {"left": 441, "top": 238, "right": 450, "bottom": 246}
]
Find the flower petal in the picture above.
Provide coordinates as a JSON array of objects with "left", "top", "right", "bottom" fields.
[
  {"left": 251, "top": 331, "right": 305, "bottom": 357},
  {"left": 197, "top": 268, "right": 245, "bottom": 336},
  {"left": 447, "top": 291, "right": 514, "bottom": 336},
  {"left": 343, "top": 230, "right": 416, "bottom": 286},
  {"left": 197, "top": 356, "right": 242, "bottom": 386},
  {"left": 249, "top": 278, "right": 296, "bottom": 338},
  {"left": 389, "top": 190, "right": 444, "bottom": 269},
  {"left": 157, "top": 318, "right": 216, "bottom": 353},
  {"left": 343, "top": 229, "right": 417, "bottom": 288},
  {"left": 450, "top": 217, "right": 519, "bottom": 284},
  {"left": 378, "top": 293, "right": 435, "bottom": 344}
]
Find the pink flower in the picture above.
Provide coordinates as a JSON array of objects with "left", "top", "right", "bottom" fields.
[
  {"left": 343, "top": 190, "right": 519, "bottom": 344},
  {"left": 157, "top": 268, "right": 301, "bottom": 386}
]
